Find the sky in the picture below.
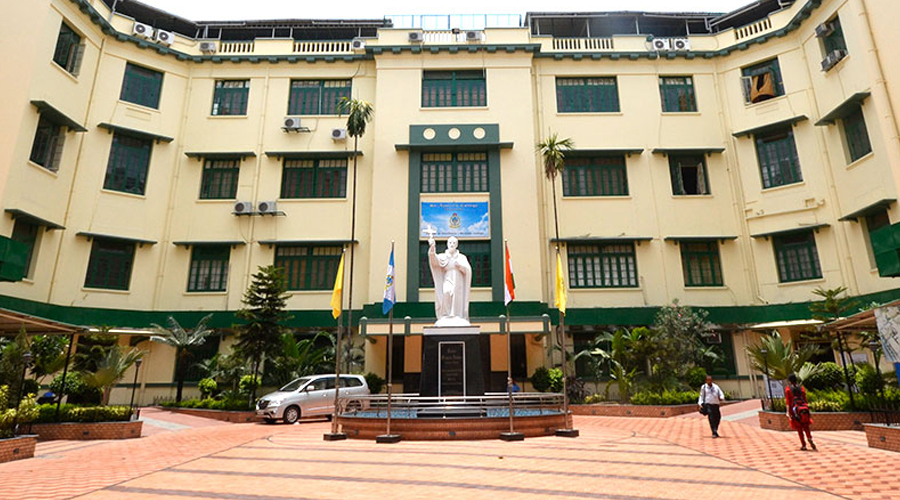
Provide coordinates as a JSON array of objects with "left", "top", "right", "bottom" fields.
[{"left": 136, "top": 0, "right": 756, "bottom": 21}]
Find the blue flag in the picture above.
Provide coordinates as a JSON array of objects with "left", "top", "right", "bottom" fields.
[{"left": 382, "top": 248, "right": 396, "bottom": 315}]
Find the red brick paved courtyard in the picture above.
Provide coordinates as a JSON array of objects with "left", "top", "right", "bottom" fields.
[{"left": 1, "top": 403, "right": 899, "bottom": 500}]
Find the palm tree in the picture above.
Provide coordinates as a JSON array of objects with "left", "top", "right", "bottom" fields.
[
  {"left": 150, "top": 314, "right": 215, "bottom": 402},
  {"left": 84, "top": 345, "right": 145, "bottom": 405},
  {"left": 536, "top": 132, "right": 574, "bottom": 245},
  {"left": 745, "top": 331, "right": 820, "bottom": 381}
]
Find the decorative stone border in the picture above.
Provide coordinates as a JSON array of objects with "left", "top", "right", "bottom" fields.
[
  {"left": 30, "top": 420, "right": 143, "bottom": 440},
  {"left": 158, "top": 407, "right": 257, "bottom": 423},
  {"left": 572, "top": 401, "right": 737, "bottom": 418},
  {"left": 337, "top": 413, "right": 568, "bottom": 440},
  {"left": 864, "top": 424, "right": 900, "bottom": 453},
  {"left": 0, "top": 435, "right": 37, "bottom": 463},
  {"left": 758, "top": 411, "right": 872, "bottom": 431}
]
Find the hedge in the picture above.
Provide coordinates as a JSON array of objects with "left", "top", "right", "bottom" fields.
[{"left": 33, "top": 404, "right": 132, "bottom": 423}]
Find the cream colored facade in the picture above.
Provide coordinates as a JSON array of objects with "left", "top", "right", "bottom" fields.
[{"left": 1, "top": 0, "right": 899, "bottom": 404}]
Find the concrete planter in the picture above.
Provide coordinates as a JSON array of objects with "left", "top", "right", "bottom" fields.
[
  {"left": 864, "top": 424, "right": 900, "bottom": 453},
  {"left": 159, "top": 407, "right": 258, "bottom": 423},
  {"left": 0, "top": 435, "right": 37, "bottom": 463},
  {"left": 573, "top": 401, "right": 736, "bottom": 418},
  {"left": 30, "top": 420, "right": 143, "bottom": 440},
  {"left": 759, "top": 411, "right": 872, "bottom": 431}
]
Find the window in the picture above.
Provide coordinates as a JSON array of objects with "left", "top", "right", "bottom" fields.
[
  {"left": 755, "top": 127, "right": 802, "bottom": 189},
  {"left": 864, "top": 209, "right": 890, "bottom": 267},
  {"left": 419, "top": 240, "right": 491, "bottom": 288},
  {"left": 422, "top": 70, "right": 486, "bottom": 107},
  {"left": 200, "top": 159, "right": 240, "bottom": 200},
  {"left": 120, "top": 63, "right": 163, "bottom": 109},
  {"left": 287, "top": 80, "right": 350, "bottom": 115},
  {"left": 104, "top": 133, "right": 152, "bottom": 195},
  {"left": 187, "top": 245, "right": 230, "bottom": 292},
  {"left": 773, "top": 231, "right": 822, "bottom": 283},
  {"left": 843, "top": 105, "right": 872, "bottom": 162},
  {"left": 84, "top": 238, "right": 135, "bottom": 290},
  {"left": 421, "top": 153, "right": 488, "bottom": 193},
  {"left": 680, "top": 241, "right": 724, "bottom": 287},
  {"left": 276, "top": 245, "right": 343, "bottom": 291},
  {"left": 212, "top": 80, "right": 249, "bottom": 116},
  {"left": 562, "top": 156, "right": 628, "bottom": 196},
  {"left": 822, "top": 17, "right": 847, "bottom": 55},
  {"left": 177, "top": 337, "right": 220, "bottom": 382},
  {"left": 741, "top": 58, "right": 784, "bottom": 104},
  {"left": 669, "top": 154, "right": 709, "bottom": 195},
  {"left": 10, "top": 220, "right": 40, "bottom": 279},
  {"left": 29, "top": 116, "right": 66, "bottom": 172},
  {"left": 659, "top": 76, "right": 697, "bottom": 112},
  {"left": 556, "top": 77, "right": 619, "bottom": 113},
  {"left": 281, "top": 159, "right": 347, "bottom": 199},
  {"left": 568, "top": 243, "right": 638, "bottom": 288},
  {"left": 53, "top": 22, "right": 83, "bottom": 75}
]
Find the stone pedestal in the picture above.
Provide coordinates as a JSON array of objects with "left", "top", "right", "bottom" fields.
[{"left": 419, "top": 326, "right": 484, "bottom": 397}]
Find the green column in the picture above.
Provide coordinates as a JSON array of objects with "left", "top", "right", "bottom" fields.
[
  {"left": 489, "top": 148, "right": 504, "bottom": 303},
  {"left": 406, "top": 152, "right": 422, "bottom": 302}
]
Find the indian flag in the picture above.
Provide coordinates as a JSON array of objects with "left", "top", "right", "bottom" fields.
[{"left": 504, "top": 243, "right": 515, "bottom": 306}]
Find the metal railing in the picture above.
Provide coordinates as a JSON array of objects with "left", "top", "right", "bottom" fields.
[{"left": 338, "top": 392, "right": 564, "bottom": 419}]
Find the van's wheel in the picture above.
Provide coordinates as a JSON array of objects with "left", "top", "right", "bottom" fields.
[{"left": 283, "top": 406, "right": 300, "bottom": 424}]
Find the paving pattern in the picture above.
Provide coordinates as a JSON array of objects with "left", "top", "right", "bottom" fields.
[{"left": 0, "top": 404, "right": 898, "bottom": 500}]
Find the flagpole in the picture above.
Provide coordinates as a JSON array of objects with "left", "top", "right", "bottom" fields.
[
  {"left": 555, "top": 246, "right": 578, "bottom": 437},
  {"left": 377, "top": 241, "right": 401, "bottom": 443},
  {"left": 325, "top": 249, "right": 347, "bottom": 441},
  {"left": 500, "top": 240, "right": 523, "bottom": 441}
]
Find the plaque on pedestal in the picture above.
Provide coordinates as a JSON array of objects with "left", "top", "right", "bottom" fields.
[{"left": 419, "top": 326, "right": 484, "bottom": 397}]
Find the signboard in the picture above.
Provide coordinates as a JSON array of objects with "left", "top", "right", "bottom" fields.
[
  {"left": 421, "top": 201, "right": 489, "bottom": 238},
  {"left": 874, "top": 306, "right": 900, "bottom": 364},
  {"left": 438, "top": 341, "right": 466, "bottom": 396},
  {"left": 763, "top": 375, "right": 785, "bottom": 399}
]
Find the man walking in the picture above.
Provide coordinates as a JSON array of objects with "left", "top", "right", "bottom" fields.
[{"left": 698, "top": 375, "right": 725, "bottom": 437}]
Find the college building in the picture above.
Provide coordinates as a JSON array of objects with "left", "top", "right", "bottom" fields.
[{"left": 1, "top": 0, "right": 899, "bottom": 403}]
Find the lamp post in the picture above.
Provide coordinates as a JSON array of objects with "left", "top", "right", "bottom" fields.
[
  {"left": 11, "top": 351, "right": 33, "bottom": 437},
  {"left": 129, "top": 358, "right": 143, "bottom": 420},
  {"left": 760, "top": 347, "right": 771, "bottom": 410}
]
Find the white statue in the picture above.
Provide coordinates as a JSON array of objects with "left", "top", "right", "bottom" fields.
[{"left": 428, "top": 235, "right": 472, "bottom": 326}]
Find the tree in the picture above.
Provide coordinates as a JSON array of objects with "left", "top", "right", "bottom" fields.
[
  {"left": 266, "top": 331, "right": 331, "bottom": 386},
  {"left": 84, "top": 345, "right": 144, "bottom": 405},
  {"left": 235, "top": 265, "right": 290, "bottom": 404},
  {"left": 745, "top": 331, "right": 820, "bottom": 381},
  {"left": 150, "top": 314, "right": 216, "bottom": 402},
  {"left": 651, "top": 301, "right": 720, "bottom": 389},
  {"left": 536, "top": 132, "right": 574, "bottom": 246},
  {"left": 809, "top": 286, "right": 858, "bottom": 408},
  {"left": 29, "top": 335, "right": 68, "bottom": 380}
]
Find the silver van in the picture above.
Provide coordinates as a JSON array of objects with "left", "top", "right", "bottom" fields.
[{"left": 256, "top": 374, "right": 369, "bottom": 424}]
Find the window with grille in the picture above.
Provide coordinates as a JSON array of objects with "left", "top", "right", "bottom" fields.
[
  {"left": 11, "top": 220, "right": 40, "bottom": 279},
  {"left": 276, "top": 245, "right": 343, "bottom": 291},
  {"left": 104, "top": 133, "right": 152, "bottom": 195},
  {"left": 287, "top": 80, "right": 350, "bottom": 115},
  {"left": 187, "top": 245, "right": 230, "bottom": 292},
  {"left": 843, "top": 105, "right": 872, "bottom": 163},
  {"left": 562, "top": 156, "right": 628, "bottom": 196},
  {"left": 420, "top": 153, "right": 488, "bottom": 193},
  {"left": 659, "top": 76, "right": 697, "bottom": 112},
  {"left": 199, "top": 159, "right": 239, "bottom": 200},
  {"left": 120, "top": 63, "right": 163, "bottom": 109},
  {"left": 755, "top": 127, "right": 802, "bottom": 189},
  {"left": 84, "top": 238, "right": 135, "bottom": 290},
  {"left": 680, "top": 241, "right": 723, "bottom": 287},
  {"left": 53, "top": 21, "right": 83, "bottom": 75},
  {"left": 419, "top": 240, "right": 492, "bottom": 288},
  {"left": 281, "top": 159, "right": 347, "bottom": 198},
  {"left": 822, "top": 17, "right": 847, "bottom": 55},
  {"left": 556, "top": 77, "right": 619, "bottom": 113},
  {"left": 773, "top": 231, "right": 822, "bottom": 283},
  {"left": 212, "top": 80, "right": 249, "bottom": 116},
  {"left": 568, "top": 243, "right": 638, "bottom": 288},
  {"left": 29, "top": 116, "right": 66, "bottom": 172},
  {"left": 741, "top": 58, "right": 783, "bottom": 104},
  {"left": 669, "top": 154, "right": 709, "bottom": 195},
  {"left": 422, "top": 70, "right": 486, "bottom": 107}
]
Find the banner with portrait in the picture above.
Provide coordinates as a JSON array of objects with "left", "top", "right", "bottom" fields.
[{"left": 420, "top": 202, "right": 490, "bottom": 238}]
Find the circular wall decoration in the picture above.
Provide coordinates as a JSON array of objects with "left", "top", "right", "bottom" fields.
[
  {"left": 448, "top": 127, "right": 461, "bottom": 140},
  {"left": 473, "top": 127, "right": 486, "bottom": 139},
  {"left": 423, "top": 128, "right": 436, "bottom": 140}
]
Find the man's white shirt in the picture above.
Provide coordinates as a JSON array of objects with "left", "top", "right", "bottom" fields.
[{"left": 698, "top": 383, "right": 725, "bottom": 405}]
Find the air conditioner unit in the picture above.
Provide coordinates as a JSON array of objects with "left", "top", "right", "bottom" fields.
[
  {"left": 283, "top": 116, "right": 302, "bottom": 131},
  {"left": 257, "top": 201, "right": 278, "bottom": 215},
  {"left": 465, "top": 30, "right": 484, "bottom": 42},
  {"left": 408, "top": 31, "right": 424, "bottom": 43},
  {"left": 821, "top": 49, "right": 847, "bottom": 71},
  {"left": 351, "top": 38, "right": 366, "bottom": 51},
  {"left": 815, "top": 22, "right": 835, "bottom": 39},
  {"left": 154, "top": 29, "right": 174, "bottom": 46},
  {"left": 199, "top": 41, "right": 218, "bottom": 54},
  {"left": 650, "top": 38, "right": 671, "bottom": 51},
  {"left": 233, "top": 200, "right": 254, "bottom": 215},
  {"left": 671, "top": 38, "right": 691, "bottom": 51},
  {"left": 331, "top": 128, "right": 347, "bottom": 141},
  {"left": 133, "top": 22, "right": 153, "bottom": 39}
]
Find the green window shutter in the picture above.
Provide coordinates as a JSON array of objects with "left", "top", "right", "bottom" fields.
[
  {"left": 659, "top": 76, "right": 697, "bottom": 112},
  {"left": 200, "top": 159, "right": 240, "bottom": 199},
  {"left": 420, "top": 152, "right": 489, "bottom": 193},
  {"left": 562, "top": 156, "right": 628, "bottom": 196},
  {"left": 843, "top": 105, "right": 872, "bottom": 162},
  {"left": 281, "top": 159, "right": 347, "bottom": 199},
  {"left": 668, "top": 154, "right": 709, "bottom": 195},
  {"left": 211, "top": 80, "right": 249, "bottom": 116},
  {"left": 29, "top": 116, "right": 64, "bottom": 172},
  {"left": 422, "top": 71, "right": 486, "bottom": 108},
  {"left": 680, "top": 241, "right": 724, "bottom": 287},
  {"left": 773, "top": 231, "right": 822, "bottom": 282},
  {"left": 84, "top": 239, "right": 136, "bottom": 290},
  {"left": 104, "top": 133, "right": 152, "bottom": 195},
  {"left": 824, "top": 17, "right": 847, "bottom": 54},
  {"left": 120, "top": 63, "right": 163, "bottom": 109},
  {"left": 276, "top": 245, "right": 343, "bottom": 291},
  {"left": 53, "top": 22, "right": 82, "bottom": 74},
  {"left": 10, "top": 220, "right": 39, "bottom": 278},
  {"left": 187, "top": 245, "right": 230, "bottom": 292},
  {"left": 288, "top": 80, "right": 351, "bottom": 115},
  {"left": 567, "top": 243, "right": 638, "bottom": 288},
  {"left": 755, "top": 128, "right": 802, "bottom": 189},
  {"left": 556, "top": 77, "right": 619, "bottom": 113},
  {"left": 419, "top": 240, "right": 492, "bottom": 288}
]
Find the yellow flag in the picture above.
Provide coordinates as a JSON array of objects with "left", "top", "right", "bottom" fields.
[
  {"left": 554, "top": 251, "right": 567, "bottom": 315},
  {"left": 331, "top": 253, "right": 345, "bottom": 319}
]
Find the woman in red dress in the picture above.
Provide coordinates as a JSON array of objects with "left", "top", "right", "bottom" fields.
[{"left": 785, "top": 373, "right": 816, "bottom": 451}]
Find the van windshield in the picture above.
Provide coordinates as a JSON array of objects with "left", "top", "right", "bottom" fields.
[{"left": 280, "top": 377, "right": 314, "bottom": 392}]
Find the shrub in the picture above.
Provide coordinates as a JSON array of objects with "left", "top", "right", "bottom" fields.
[
  {"left": 855, "top": 364, "right": 884, "bottom": 396},
  {"left": 50, "top": 372, "right": 102, "bottom": 405},
  {"left": 684, "top": 367, "right": 707, "bottom": 389},
  {"left": 0, "top": 386, "right": 38, "bottom": 438},
  {"left": 364, "top": 373, "right": 385, "bottom": 394},
  {"left": 803, "top": 362, "right": 843, "bottom": 391},
  {"left": 239, "top": 374, "right": 260, "bottom": 396},
  {"left": 583, "top": 394, "right": 606, "bottom": 404},
  {"left": 630, "top": 390, "right": 699, "bottom": 406},
  {"left": 531, "top": 367, "right": 551, "bottom": 392},
  {"left": 33, "top": 404, "right": 132, "bottom": 423},
  {"left": 198, "top": 378, "right": 218, "bottom": 399},
  {"left": 159, "top": 397, "right": 250, "bottom": 411}
]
